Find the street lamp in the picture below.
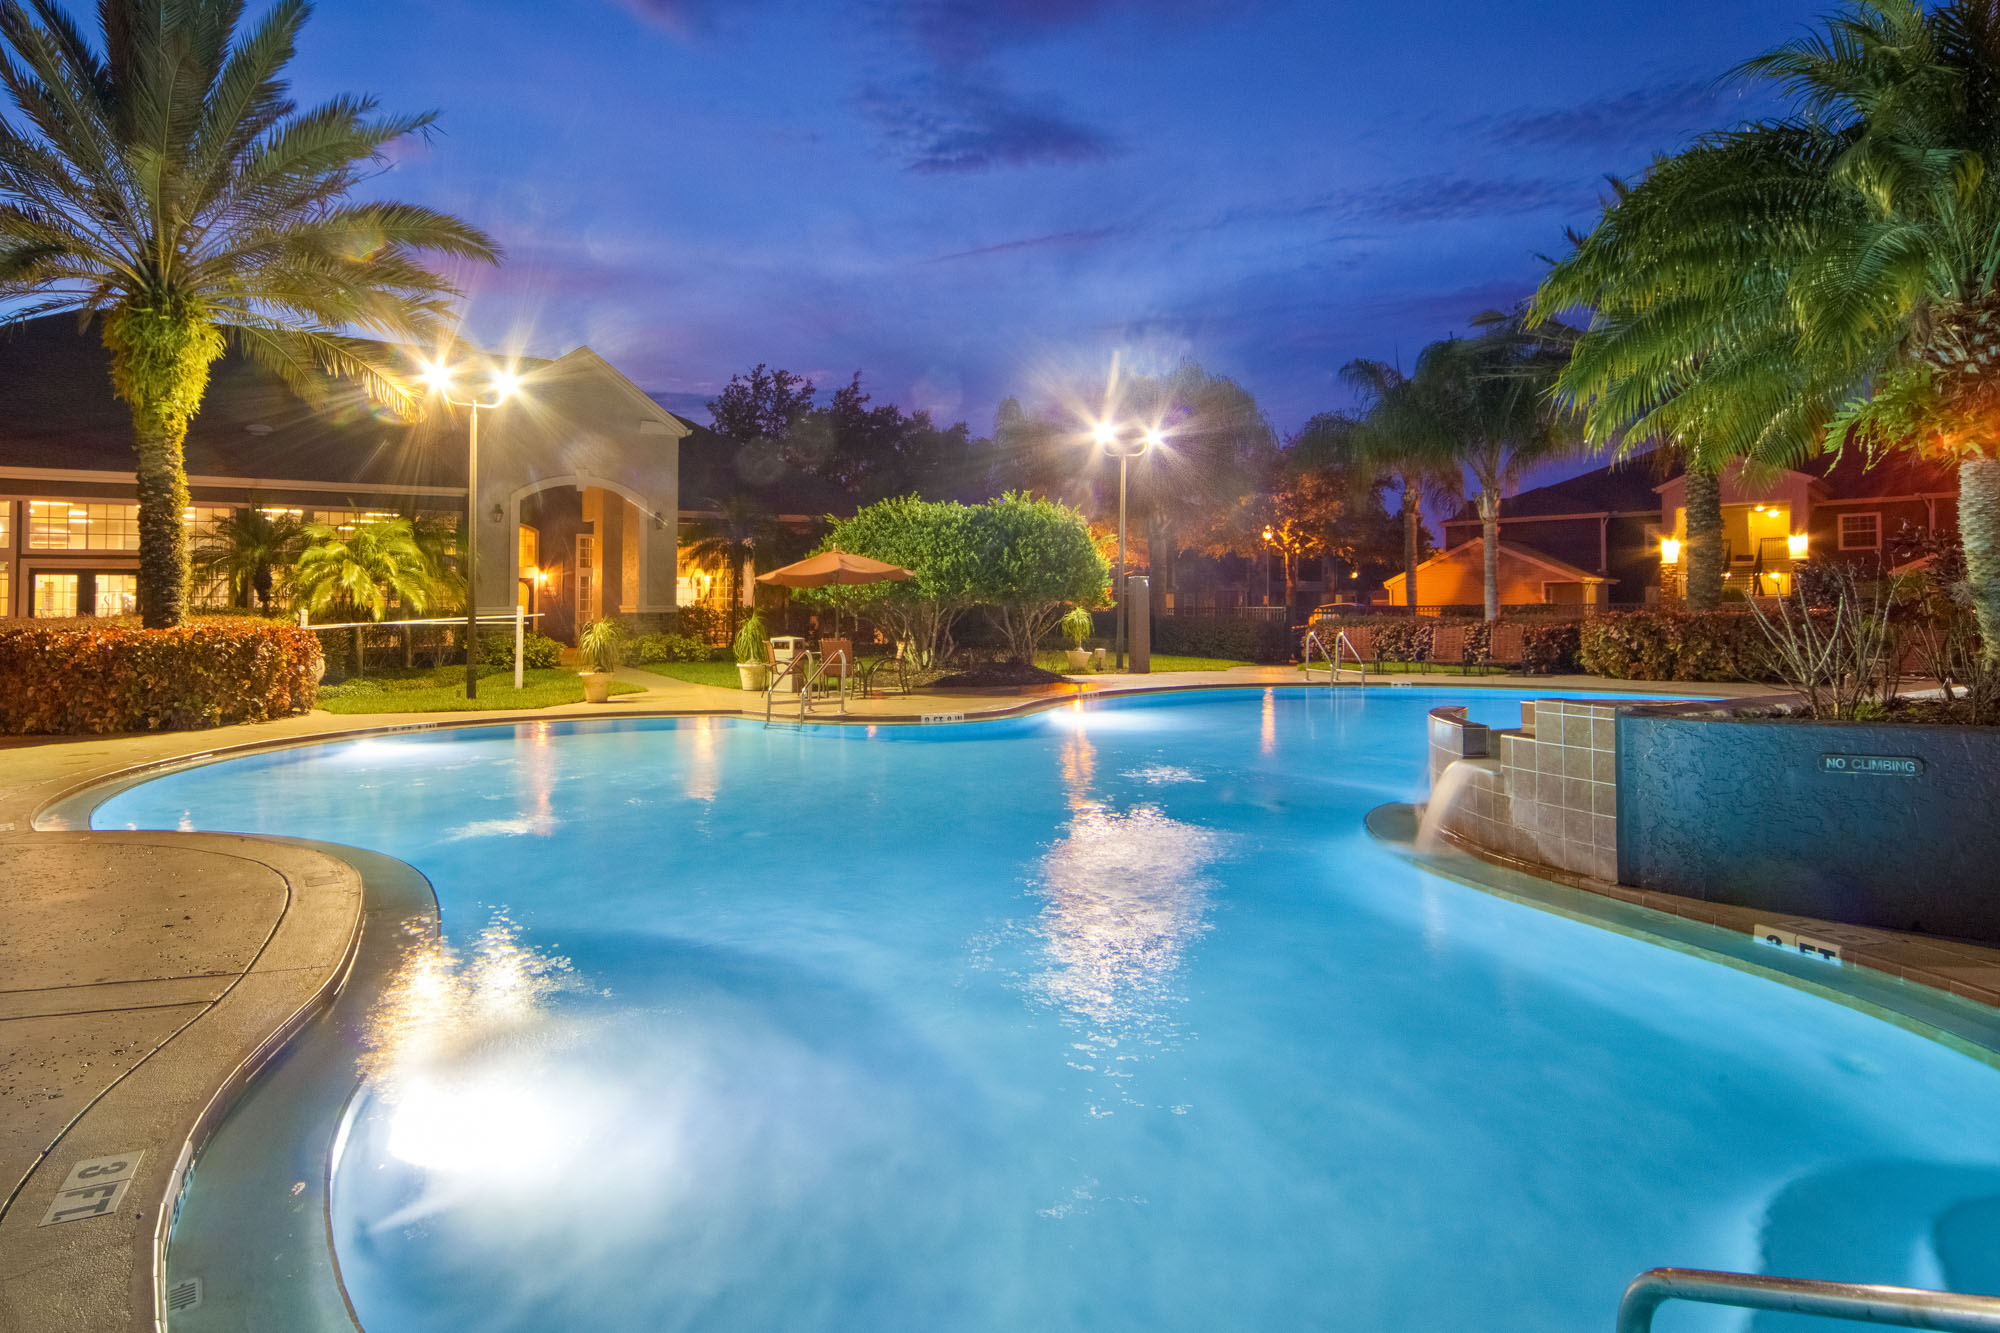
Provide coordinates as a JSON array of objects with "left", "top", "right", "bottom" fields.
[
  {"left": 1090, "top": 419, "right": 1161, "bottom": 670},
  {"left": 420, "top": 359, "right": 520, "bottom": 700}
]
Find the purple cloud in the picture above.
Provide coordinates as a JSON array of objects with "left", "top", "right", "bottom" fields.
[{"left": 860, "top": 75, "right": 1118, "bottom": 173}]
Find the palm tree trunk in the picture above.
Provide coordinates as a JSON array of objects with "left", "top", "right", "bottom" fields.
[
  {"left": 1963, "top": 454, "right": 2000, "bottom": 666},
  {"left": 1402, "top": 485, "right": 1420, "bottom": 616},
  {"left": 101, "top": 308, "right": 225, "bottom": 629},
  {"left": 1479, "top": 491, "right": 1500, "bottom": 622},
  {"left": 1684, "top": 462, "right": 1725, "bottom": 612}
]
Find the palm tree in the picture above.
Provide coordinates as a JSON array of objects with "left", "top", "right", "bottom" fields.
[
  {"left": 295, "top": 517, "right": 436, "bottom": 672},
  {"left": 682, "top": 494, "right": 782, "bottom": 638},
  {"left": 1533, "top": 0, "right": 2000, "bottom": 656},
  {"left": 192, "top": 505, "right": 302, "bottom": 612},
  {"left": 1330, "top": 366, "right": 1461, "bottom": 614},
  {"left": 1348, "top": 320, "right": 1578, "bottom": 621},
  {"left": 0, "top": 0, "right": 498, "bottom": 628}
]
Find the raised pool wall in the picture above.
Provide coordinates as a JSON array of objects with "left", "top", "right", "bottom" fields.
[{"left": 1428, "top": 699, "right": 2000, "bottom": 944}]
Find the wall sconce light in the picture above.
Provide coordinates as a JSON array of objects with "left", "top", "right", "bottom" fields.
[
  {"left": 489, "top": 503, "right": 504, "bottom": 524},
  {"left": 1787, "top": 532, "right": 1809, "bottom": 558},
  {"left": 1660, "top": 537, "right": 1682, "bottom": 565}
]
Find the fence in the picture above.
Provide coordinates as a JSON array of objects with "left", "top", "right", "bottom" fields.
[{"left": 304, "top": 610, "right": 546, "bottom": 684}]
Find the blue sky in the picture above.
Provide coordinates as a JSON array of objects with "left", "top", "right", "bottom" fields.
[{"left": 294, "top": 0, "right": 1826, "bottom": 441}]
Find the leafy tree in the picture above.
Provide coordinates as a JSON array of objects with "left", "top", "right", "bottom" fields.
[
  {"left": 681, "top": 494, "right": 783, "bottom": 638},
  {"left": 1349, "top": 318, "right": 1579, "bottom": 620},
  {"left": 794, "top": 372, "right": 984, "bottom": 501},
  {"left": 1533, "top": 0, "right": 2000, "bottom": 655},
  {"left": 965, "top": 492, "right": 1108, "bottom": 662},
  {"left": 0, "top": 0, "right": 498, "bottom": 627},
  {"left": 294, "top": 517, "right": 438, "bottom": 671},
  {"left": 796, "top": 496, "right": 979, "bottom": 668},
  {"left": 192, "top": 506, "right": 303, "bottom": 612},
  {"left": 708, "top": 363, "right": 816, "bottom": 445},
  {"left": 1284, "top": 409, "right": 1428, "bottom": 608}
]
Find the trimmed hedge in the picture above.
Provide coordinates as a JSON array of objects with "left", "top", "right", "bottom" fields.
[
  {"left": 1150, "top": 614, "right": 1293, "bottom": 663},
  {"left": 0, "top": 619, "right": 323, "bottom": 734},
  {"left": 1518, "top": 622, "right": 1582, "bottom": 675},
  {"left": 636, "top": 630, "right": 709, "bottom": 663},
  {"left": 482, "top": 629, "right": 563, "bottom": 670},
  {"left": 1575, "top": 610, "right": 1767, "bottom": 682}
]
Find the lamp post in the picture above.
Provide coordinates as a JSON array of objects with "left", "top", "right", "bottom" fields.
[
  {"left": 421, "top": 360, "right": 519, "bottom": 700},
  {"left": 1090, "top": 420, "right": 1160, "bottom": 670}
]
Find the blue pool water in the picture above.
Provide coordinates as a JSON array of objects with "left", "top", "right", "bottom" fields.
[{"left": 99, "top": 689, "right": 2000, "bottom": 1332}]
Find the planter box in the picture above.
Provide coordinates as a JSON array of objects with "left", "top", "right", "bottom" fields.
[{"left": 1618, "top": 713, "right": 2000, "bottom": 942}]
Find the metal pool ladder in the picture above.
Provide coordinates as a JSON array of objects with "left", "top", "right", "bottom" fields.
[
  {"left": 1617, "top": 1268, "right": 2000, "bottom": 1331},
  {"left": 763, "top": 649, "right": 849, "bottom": 726},
  {"left": 1300, "top": 629, "right": 1365, "bottom": 687}
]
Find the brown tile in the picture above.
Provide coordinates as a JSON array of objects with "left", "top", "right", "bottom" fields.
[
  {"left": 1565, "top": 806, "right": 1592, "bottom": 844},
  {"left": 1593, "top": 813, "right": 1617, "bottom": 849},
  {"left": 1563, "top": 715, "right": 1592, "bottom": 747},
  {"left": 1593, "top": 718, "right": 1616, "bottom": 749},
  {"left": 1591, "top": 749, "right": 1615, "bottom": 783},
  {"left": 1563, "top": 746, "right": 1592, "bottom": 778},
  {"left": 1592, "top": 782, "right": 1618, "bottom": 816},
  {"left": 1563, "top": 776, "right": 1591, "bottom": 811}
]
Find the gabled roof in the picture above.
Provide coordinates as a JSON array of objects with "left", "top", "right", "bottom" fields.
[
  {"left": 1382, "top": 536, "right": 1610, "bottom": 590},
  {"left": 1447, "top": 452, "right": 1672, "bottom": 524}
]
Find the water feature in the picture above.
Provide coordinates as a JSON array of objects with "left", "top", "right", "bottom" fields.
[{"left": 93, "top": 687, "right": 2000, "bottom": 1333}]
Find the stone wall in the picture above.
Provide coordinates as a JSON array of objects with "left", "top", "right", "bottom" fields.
[{"left": 1619, "top": 708, "right": 2000, "bottom": 942}]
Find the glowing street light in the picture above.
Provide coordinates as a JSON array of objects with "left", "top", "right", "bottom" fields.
[
  {"left": 420, "top": 357, "right": 521, "bottom": 700},
  {"left": 1088, "top": 419, "right": 1160, "bottom": 670}
]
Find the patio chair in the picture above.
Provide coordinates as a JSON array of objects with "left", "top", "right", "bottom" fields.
[
  {"left": 765, "top": 640, "right": 808, "bottom": 692},
  {"left": 1430, "top": 624, "right": 1466, "bottom": 676},
  {"left": 857, "top": 641, "right": 911, "bottom": 697},
  {"left": 817, "top": 638, "right": 854, "bottom": 688}
]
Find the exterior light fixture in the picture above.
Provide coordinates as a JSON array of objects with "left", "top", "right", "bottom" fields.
[
  {"left": 421, "top": 353, "right": 525, "bottom": 700},
  {"left": 1082, "top": 416, "right": 1161, "bottom": 669},
  {"left": 1660, "top": 537, "right": 1682, "bottom": 565},
  {"left": 1788, "top": 532, "right": 1809, "bottom": 558}
]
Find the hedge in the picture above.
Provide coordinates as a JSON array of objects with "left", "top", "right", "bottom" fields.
[
  {"left": 1575, "top": 610, "right": 1768, "bottom": 682},
  {"left": 1149, "top": 614, "right": 1293, "bottom": 663},
  {"left": 0, "top": 618, "right": 323, "bottom": 734},
  {"left": 1518, "top": 622, "right": 1582, "bottom": 675}
]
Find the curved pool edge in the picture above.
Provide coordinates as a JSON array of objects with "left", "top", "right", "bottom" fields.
[
  {"left": 0, "top": 678, "right": 1815, "bottom": 1332},
  {"left": 1367, "top": 802, "right": 2000, "bottom": 1070}
]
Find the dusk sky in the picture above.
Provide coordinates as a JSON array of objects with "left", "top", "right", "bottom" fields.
[{"left": 296, "top": 0, "right": 1826, "bottom": 444}]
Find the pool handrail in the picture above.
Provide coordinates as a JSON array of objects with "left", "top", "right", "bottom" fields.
[
  {"left": 1301, "top": 628, "right": 1365, "bottom": 687},
  {"left": 764, "top": 647, "right": 848, "bottom": 725},
  {"left": 1616, "top": 1267, "right": 2000, "bottom": 1332}
]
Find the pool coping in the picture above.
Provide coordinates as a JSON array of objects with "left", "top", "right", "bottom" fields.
[{"left": 0, "top": 674, "right": 1975, "bottom": 1332}]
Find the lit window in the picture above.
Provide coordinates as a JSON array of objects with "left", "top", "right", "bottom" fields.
[
  {"left": 32, "top": 572, "right": 78, "bottom": 617},
  {"left": 28, "top": 500, "right": 141, "bottom": 551},
  {"left": 182, "top": 505, "right": 234, "bottom": 540},
  {"left": 93, "top": 573, "right": 137, "bottom": 617},
  {"left": 0, "top": 560, "right": 9, "bottom": 616},
  {"left": 1838, "top": 512, "right": 1881, "bottom": 551},
  {"left": 0, "top": 501, "right": 11, "bottom": 550}
]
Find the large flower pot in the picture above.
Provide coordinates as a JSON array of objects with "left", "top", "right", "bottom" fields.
[
  {"left": 581, "top": 671, "right": 615, "bottom": 704},
  {"left": 1066, "top": 648, "right": 1091, "bottom": 671},
  {"left": 737, "top": 661, "right": 770, "bottom": 691}
]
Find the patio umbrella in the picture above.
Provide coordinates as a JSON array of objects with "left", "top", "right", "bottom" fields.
[{"left": 756, "top": 548, "right": 913, "bottom": 641}]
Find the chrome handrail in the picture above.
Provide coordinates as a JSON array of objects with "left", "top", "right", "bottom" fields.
[
  {"left": 1617, "top": 1268, "right": 2000, "bottom": 1332},
  {"left": 1301, "top": 629, "right": 1365, "bottom": 687},
  {"left": 764, "top": 649, "right": 849, "bottom": 725}
]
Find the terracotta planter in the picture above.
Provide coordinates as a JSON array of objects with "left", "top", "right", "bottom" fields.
[
  {"left": 581, "top": 671, "right": 614, "bottom": 704},
  {"left": 737, "top": 661, "right": 770, "bottom": 691}
]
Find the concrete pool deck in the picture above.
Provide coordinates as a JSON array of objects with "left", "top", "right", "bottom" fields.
[{"left": 0, "top": 666, "right": 1947, "bottom": 1331}]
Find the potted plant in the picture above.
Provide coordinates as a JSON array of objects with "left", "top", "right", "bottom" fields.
[
  {"left": 577, "top": 617, "right": 628, "bottom": 704},
  {"left": 733, "top": 611, "right": 770, "bottom": 690},
  {"left": 1061, "top": 606, "right": 1094, "bottom": 671}
]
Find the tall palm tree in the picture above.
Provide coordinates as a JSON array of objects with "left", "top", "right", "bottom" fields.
[
  {"left": 192, "top": 504, "right": 301, "bottom": 612},
  {"left": 295, "top": 516, "right": 436, "bottom": 672},
  {"left": 682, "top": 494, "right": 781, "bottom": 638},
  {"left": 1534, "top": 0, "right": 2000, "bottom": 656},
  {"left": 1332, "top": 365, "right": 1461, "bottom": 614},
  {"left": 1349, "top": 320, "right": 1578, "bottom": 621},
  {"left": 0, "top": 0, "right": 498, "bottom": 627}
]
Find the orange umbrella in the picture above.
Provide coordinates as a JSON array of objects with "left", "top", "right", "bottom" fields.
[{"left": 756, "top": 549, "right": 913, "bottom": 588}]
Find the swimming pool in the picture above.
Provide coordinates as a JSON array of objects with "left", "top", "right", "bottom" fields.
[{"left": 97, "top": 688, "right": 2000, "bottom": 1332}]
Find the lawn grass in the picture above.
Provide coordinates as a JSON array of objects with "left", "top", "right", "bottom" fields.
[
  {"left": 633, "top": 658, "right": 744, "bottom": 689},
  {"left": 317, "top": 665, "right": 643, "bottom": 713}
]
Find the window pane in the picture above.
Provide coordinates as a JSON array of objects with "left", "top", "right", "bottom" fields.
[
  {"left": 0, "top": 560, "right": 9, "bottom": 617},
  {"left": 27, "top": 500, "right": 140, "bottom": 550},
  {"left": 0, "top": 501, "right": 11, "bottom": 550},
  {"left": 32, "top": 572, "right": 78, "bottom": 617},
  {"left": 93, "top": 573, "right": 137, "bottom": 617}
]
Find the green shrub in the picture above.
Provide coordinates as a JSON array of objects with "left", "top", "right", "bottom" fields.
[
  {"left": 1576, "top": 610, "right": 1765, "bottom": 681},
  {"left": 637, "top": 631, "right": 708, "bottom": 663},
  {"left": 578, "top": 617, "right": 629, "bottom": 673},
  {"left": 0, "top": 619, "right": 321, "bottom": 734},
  {"left": 1151, "top": 615, "right": 1291, "bottom": 663},
  {"left": 678, "top": 602, "right": 729, "bottom": 645},
  {"left": 1519, "top": 622, "right": 1582, "bottom": 674},
  {"left": 733, "top": 610, "right": 769, "bottom": 664},
  {"left": 480, "top": 630, "right": 563, "bottom": 670},
  {"left": 1371, "top": 618, "right": 1434, "bottom": 664}
]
